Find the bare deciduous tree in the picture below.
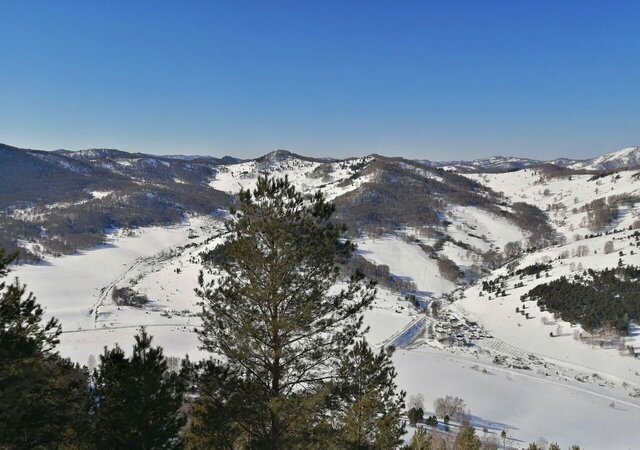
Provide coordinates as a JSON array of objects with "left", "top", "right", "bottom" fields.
[{"left": 433, "top": 395, "right": 467, "bottom": 420}]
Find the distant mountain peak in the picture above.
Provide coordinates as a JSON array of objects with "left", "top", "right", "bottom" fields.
[
  {"left": 570, "top": 146, "right": 640, "bottom": 171},
  {"left": 413, "top": 147, "right": 640, "bottom": 173},
  {"left": 255, "top": 149, "right": 335, "bottom": 164}
]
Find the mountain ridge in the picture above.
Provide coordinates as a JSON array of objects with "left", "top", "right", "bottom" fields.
[{"left": 4, "top": 141, "right": 640, "bottom": 173}]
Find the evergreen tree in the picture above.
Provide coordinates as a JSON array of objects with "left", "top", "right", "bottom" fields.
[
  {"left": 454, "top": 422, "right": 481, "bottom": 450},
  {"left": 183, "top": 360, "right": 257, "bottom": 450},
  {"left": 408, "top": 427, "right": 432, "bottom": 450},
  {"left": 195, "top": 176, "right": 376, "bottom": 448},
  {"left": 407, "top": 406, "right": 424, "bottom": 426},
  {"left": 0, "top": 249, "right": 92, "bottom": 449},
  {"left": 93, "top": 344, "right": 134, "bottom": 450},
  {"left": 93, "top": 328, "right": 186, "bottom": 450},
  {"left": 331, "top": 341, "right": 406, "bottom": 449}
]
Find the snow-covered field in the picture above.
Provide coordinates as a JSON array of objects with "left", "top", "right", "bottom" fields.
[
  {"left": 12, "top": 216, "right": 416, "bottom": 363},
  {"left": 395, "top": 347, "right": 640, "bottom": 450},
  {"left": 10, "top": 216, "right": 639, "bottom": 448},
  {"left": 12, "top": 218, "right": 213, "bottom": 362},
  {"left": 446, "top": 206, "right": 529, "bottom": 252}
]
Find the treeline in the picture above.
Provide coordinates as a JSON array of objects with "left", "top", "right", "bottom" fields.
[
  {"left": 514, "top": 263, "right": 552, "bottom": 277},
  {"left": 581, "top": 198, "right": 618, "bottom": 232},
  {"left": 577, "top": 194, "right": 640, "bottom": 233},
  {"left": 332, "top": 157, "right": 556, "bottom": 252},
  {"left": 524, "top": 266, "right": 640, "bottom": 332},
  {"left": 506, "top": 202, "right": 556, "bottom": 247}
]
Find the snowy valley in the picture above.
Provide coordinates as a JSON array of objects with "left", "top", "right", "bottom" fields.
[{"left": 4, "top": 144, "right": 640, "bottom": 448}]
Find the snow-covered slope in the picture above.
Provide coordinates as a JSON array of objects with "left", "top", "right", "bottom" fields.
[
  {"left": 417, "top": 156, "right": 548, "bottom": 172},
  {"left": 416, "top": 146, "right": 640, "bottom": 172},
  {"left": 209, "top": 151, "right": 373, "bottom": 200},
  {"left": 467, "top": 167, "right": 640, "bottom": 242},
  {"left": 569, "top": 147, "right": 640, "bottom": 171}
]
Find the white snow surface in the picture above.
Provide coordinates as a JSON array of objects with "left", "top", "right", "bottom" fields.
[
  {"left": 11, "top": 216, "right": 415, "bottom": 363},
  {"left": 209, "top": 155, "right": 374, "bottom": 200},
  {"left": 570, "top": 147, "right": 640, "bottom": 171},
  {"left": 395, "top": 347, "right": 640, "bottom": 450},
  {"left": 446, "top": 206, "right": 528, "bottom": 251},
  {"left": 356, "top": 236, "right": 455, "bottom": 296},
  {"left": 467, "top": 168, "right": 640, "bottom": 241}
]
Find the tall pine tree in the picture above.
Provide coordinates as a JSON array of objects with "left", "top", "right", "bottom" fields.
[
  {"left": 330, "top": 340, "right": 406, "bottom": 449},
  {"left": 93, "top": 328, "right": 186, "bottom": 450},
  {"left": 195, "top": 176, "right": 376, "bottom": 448},
  {"left": 0, "top": 248, "right": 92, "bottom": 449}
]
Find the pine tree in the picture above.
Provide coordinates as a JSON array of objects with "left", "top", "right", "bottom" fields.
[
  {"left": 454, "top": 422, "right": 481, "bottom": 450},
  {"left": 93, "top": 328, "right": 186, "bottom": 450},
  {"left": 183, "top": 360, "right": 256, "bottom": 450},
  {"left": 409, "top": 427, "right": 432, "bottom": 450},
  {"left": 407, "top": 406, "right": 424, "bottom": 426},
  {"left": 93, "top": 344, "right": 133, "bottom": 450},
  {"left": 0, "top": 248, "right": 92, "bottom": 449},
  {"left": 195, "top": 176, "right": 375, "bottom": 448},
  {"left": 331, "top": 341, "right": 406, "bottom": 449}
]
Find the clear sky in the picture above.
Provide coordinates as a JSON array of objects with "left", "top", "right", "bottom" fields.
[{"left": 1, "top": 1, "right": 639, "bottom": 160}]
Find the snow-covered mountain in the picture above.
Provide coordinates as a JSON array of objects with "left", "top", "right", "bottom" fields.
[
  {"left": 568, "top": 146, "right": 640, "bottom": 171},
  {"left": 4, "top": 141, "right": 640, "bottom": 261},
  {"left": 5, "top": 141, "right": 640, "bottom": 448},
  {"left": 416, "top": 147, "right": 640, "bottom": 172},
  {"left": 416, "top": 155, "right": 548, "bottom": 172}
]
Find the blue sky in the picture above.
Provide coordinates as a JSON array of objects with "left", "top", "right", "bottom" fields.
[{"left": 1, "top": 1, "right": 639, "bottom": 160}]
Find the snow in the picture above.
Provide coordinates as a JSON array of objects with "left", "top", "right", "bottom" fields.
[
  {"left": 467, "top": 168, "right": 640, "bottom": 241},
  {"left": 450, "top": 225, "right": 640, "bottom": 385},
  {"left": 571, "top": 147, "right": 640, "bottom": 171},
  {"left": 89, "top": 190, "right": 112, "bottom": 199},
  {"left": 11, "top": 218, "right": 213, "bottom": 362},
  {"left": 394, "top": 347, "right": 640, "bottom": 450},
  {"left": 8, "top": 153, "right": 640, "bottom": 447},
  {"left": 8, "top": 220, "right": 639, "bottom": 448},
  {"left": 356, "top": 235, "right": 456, "bottom": 296},
  {"left": 11, "top": 215, "right": 416, "bottom": 362},
  {"left": 446, "top": 206, "right": 528, "bottom": 252},
  {"left": 209, "top": 156, "right": 374, "bottom": 200}
]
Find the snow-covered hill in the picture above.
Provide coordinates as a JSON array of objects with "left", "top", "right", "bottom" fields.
[
  {"left": 417, "top": 155, "right": 550, "bottom": 172},
  {"left": 467, "top": 167, "right": 640, "bottom": 242},
  {"left": 569, "top": 146, "right": 640, "bottom": 171},
  {"left": 416, "top": 146, "right": 640, "bottom": 172},
  {"left": 5, "top": 143, "right": 640, "bottom": 447}
]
